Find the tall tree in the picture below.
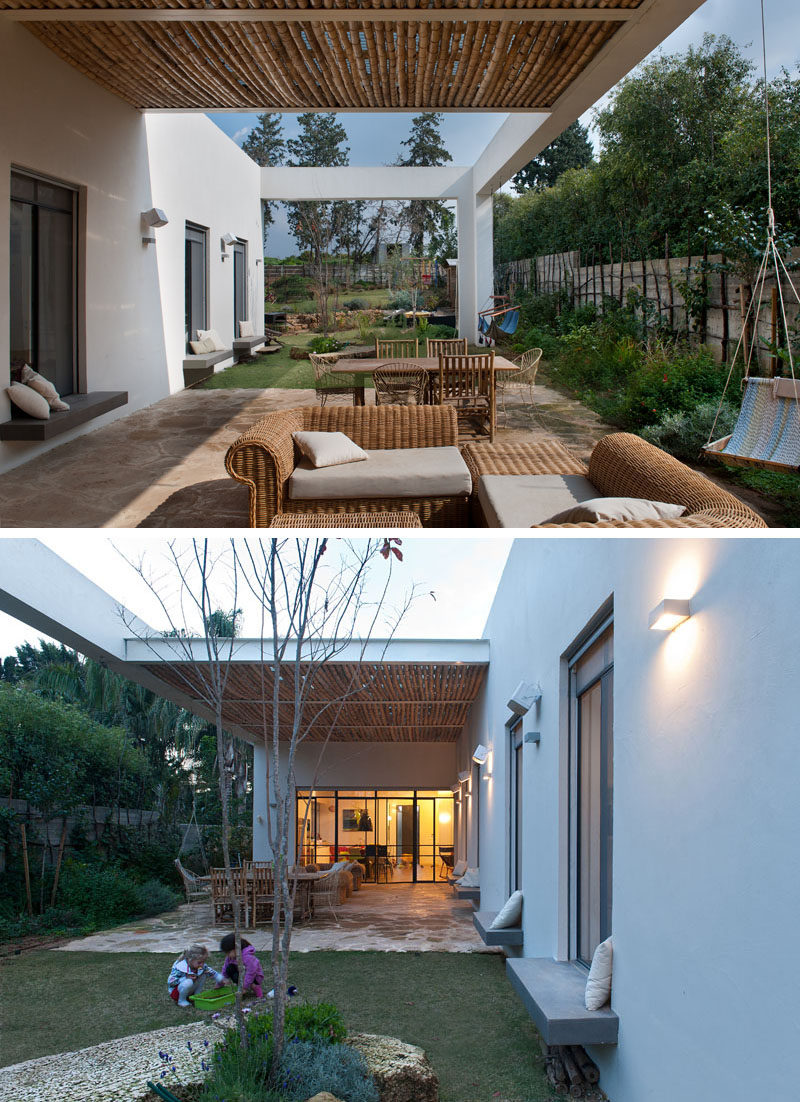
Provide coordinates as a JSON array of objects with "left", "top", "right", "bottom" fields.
[
  {"left": 512, "top": 120, "right": 594, "bottom": 193},
  {"left": 395, "top": 113, "right": 453, "bottom": 256},
  {"left": 285, "top": 113, "right": 349, "bottom": 261},
  {"left": 241, "top": 114, "right": 286, "bottom": 253}
]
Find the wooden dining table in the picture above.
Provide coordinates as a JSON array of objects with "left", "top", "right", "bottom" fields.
[{"left": 330, "top": 354, "right": 517, "bottom": 407}]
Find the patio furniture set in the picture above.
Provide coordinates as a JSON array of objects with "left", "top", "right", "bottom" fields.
[{"left": 208, "top": 859, "right": 364, "bottom": 926}]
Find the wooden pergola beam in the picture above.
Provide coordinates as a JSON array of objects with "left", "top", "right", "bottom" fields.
[{"left": 4, "top": 5, "right": 637, "bottom": 23}]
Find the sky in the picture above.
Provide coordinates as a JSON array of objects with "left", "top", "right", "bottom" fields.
[
  {"left": 207, "top": 0, "right": 800, "bottom": 257},
  {"left": 0, "top": 536, "right": 513, "bottom": 659}
]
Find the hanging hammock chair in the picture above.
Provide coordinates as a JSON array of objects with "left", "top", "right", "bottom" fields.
[
  {"left": 478, "top": 305, "right": 520, "bottom": 345},
  {"left": 703, "top": 0, "right": 800, "bottom": 474}
]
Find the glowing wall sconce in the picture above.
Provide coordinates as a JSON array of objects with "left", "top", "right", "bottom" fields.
[
  {"left": 449, "top": 783, "right": 461, "bottom": 794},
  {"left": 472, "top": 744, "right": 489, "bottom": 765},
  {"left": 648, "top": 598, "right": 691, "bottom": 632},
  {"left": 457, "top": 770, "right": 470, "bottom": 783}
]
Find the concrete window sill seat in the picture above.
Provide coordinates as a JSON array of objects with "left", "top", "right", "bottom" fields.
[
  {"left": 506, "top": 957, "right": 619, "bottom": 1046},
  {"left": 233, "top": 335, "right": 269, "bottom": 361},
  {"left": 473, "top": 910, "right": 523, "bottom": 946},
  {"left": 453, "top": 884, "right": 480, "bottom": 902},
  {"left": 0, "top": 391, "right": 128, "bottom": 441},
  {"left": 182, "top": 350, "right": 232, "bottom": 387}
]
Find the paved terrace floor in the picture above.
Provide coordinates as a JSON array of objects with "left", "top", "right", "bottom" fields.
[
  {"left": 57, "top": 883, "right": 493, "bottom": 954},
  {"left": 0, "top": 384, "right": 616, "bottom": 528}
]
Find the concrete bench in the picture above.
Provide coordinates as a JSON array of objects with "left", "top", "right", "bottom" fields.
[
  {"left": 0, "top": 391, "right": 128, "bottom": 441},
  {"left": 506, "top": 957, "right": 618, "bottom": 1046},
  {"left": 182, "top": 350, "right": 232, "bottom": 387},
  {"left": 453, "top": 885, "right": 480, "bottom": 903},
  {"left": 473, "top": 910, "right": 523, "bottom": 947},
  {"left": 233, "top": 335, "right": 268, "bottom": 361}
]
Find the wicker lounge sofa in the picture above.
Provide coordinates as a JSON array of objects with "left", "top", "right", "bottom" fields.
[
  {"left": 462, "top": 433, "right": 767, "bottom": 528},
  {"left": 225, "top": 404, "right": 471, "bottom": 527}
]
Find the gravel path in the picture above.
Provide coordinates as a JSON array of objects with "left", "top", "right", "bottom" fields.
[{"left": 0, "top": 1021, "right": 218, "bottom": 1101}]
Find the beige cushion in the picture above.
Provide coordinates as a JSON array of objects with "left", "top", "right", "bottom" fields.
[
  {"left": 20, "top": 364, "right": 70, "bottom": 411},
  {"left": 456, "top": 867, "right": 479, "bottom": 888},
  {"left": 293, "top": 431, "right": 368, "bottom": 469},
  {"left": 489, "top": 890, "right": 523, "bottom": 929},
  {"left": 239, "top": 319, "right": 255, "bottom": 338},
  {"left": 585, "top": 935, "right": 613, "bottom": 1010},
  {"left": 190, "top": 337, "right": 217, "bottom": 355},
  {"left": 546, "top": 497, "right": 687, "bottom": 524},
  {"left": 289, "top": 446, "right": 472, "bottom": 501},
  {"left": 197, "top": 328, "right": 226, "bottom": 352},
  {"left": 7, "top": 382, "right": 50, "bottom": 419},
  {"left": 478, "top": 474, "right": 598, "bottom": 528},
  {"left": 452, "top": 859, "right": 467, "bottom": 878}
]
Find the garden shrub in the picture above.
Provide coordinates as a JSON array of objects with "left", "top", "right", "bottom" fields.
[
  {"left": 308, "top": 336, "right": 344, "bottom": 354},
  {"left": 617, "top": 344, "right": 729, "bottom": 429},
  {"left": 275, "top": 1040, "right": 378, "bottom": 1102},
  {"left": 639, "top": 399, "right": 739, "bottom": 463},
  {"left": 270, "top": 274, "right": 314, "bottom": 300},
  {"left": 343, "top": 297, "right": 370, "bottom": 311},
  {"left": 422, "top": 324, "right": 456, "bottom": 340},
  {"left": 387, "top": 291, "right": 412, "bottom": 310},
  {"left": 512, "top": 324, "right": 560, "bottom": 361},
  {"left": 199, "top": 1031, "right": 277, "bottom": 1102},
  {"left": 56, "top": 859, "right": 179, "bottom": 927},
  {"left": 237, "top": 1001, "right": 347, "bottom": 1049}
]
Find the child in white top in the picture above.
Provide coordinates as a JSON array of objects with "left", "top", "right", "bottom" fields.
[{"left": 167, "top": 944, "right": 225, "bottom": 1007}]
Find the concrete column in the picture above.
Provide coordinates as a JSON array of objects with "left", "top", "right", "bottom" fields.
[
  {"left": 252, "top": 742, "right": 270, "bottom": 861},
  {"left": 456, "top": 176, "right": 494, "bottom": 344}
]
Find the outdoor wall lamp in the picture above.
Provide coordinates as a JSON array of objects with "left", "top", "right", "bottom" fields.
[
  {"left": 472, "top": 744, "right": 489, "bottom": 765},
  {"left": 457, "top": 770, "right": 470, "bottom": 783},
  {"left": 507, "top": 680, "right": 542, "bottom": 715},
  {"left": 140, "top": 206, "right": 168, "bottom": 244},
  {"left": 450, "top": 783, "right": 461, "bottom": 794},
  {"left": 649, "top": 598, "right": 692, "bottom": 631},
  {"left": 220, "top": 232, "right": 237, "bottom": 259}
]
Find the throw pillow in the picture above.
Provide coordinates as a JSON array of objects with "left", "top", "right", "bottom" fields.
[
  {"left": 20, "top": 364, "right": 70, "bottom": 411},
  {"left": 6, "top": 382, "right": 50, "bottom": 419},
  {"left": 293, "top": 431, "right": 368, "bottom": 469},
  {"left": 545, "top": 497, "right": 687, "bottom": 524},
  {"left": 189, "top": 337, "right": 216, "bottom": 355},
  {"left": 489, "top": 890, "right": 523, "bottom": 929},
  {"left": 585, "top": 935, "right": 613, "bottom": 1010},
  {"left": 457, "top": 867, "right": 479, "bottom": 888},
  {"left": 197, "top": 328, "right": 227, "bottom": 352},
  {"left": 239, "top": 319, "right": 255, "bottom": 338},
  {"left": 452, "top": 859, "right": 467, "bottom": 878}
]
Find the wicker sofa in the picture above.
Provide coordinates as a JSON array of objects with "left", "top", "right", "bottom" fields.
[
  {"left": 225, "top": 404, "right": 471, "bottom": 527},
  {"left": 462, "top": 433, "right": 767, "bottom": 528}
]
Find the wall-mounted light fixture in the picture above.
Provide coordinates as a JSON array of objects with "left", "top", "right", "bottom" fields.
[
  {"left": 450, "top": 783, "right": 461, "bottom": 794},
  {"left": 140, "top": 207, "right": 168, "bottom": 244},
  {"left": 507, "top": 680, "right": 542, "bottom": 715},
  {"left": 649, "top": 598, "right": 691, "bottom": 632},
  {"left": 472, "top": 744, "right": 489, "bottom": 765},
  {"left": 220, "top": 232, "right": 237, "bottom": 259},
  {"left": 457, "top": 769, "right": 470, "bottom": 783},
  {"left": 524, "top": 731, "right": 541, "bottom": 745}
]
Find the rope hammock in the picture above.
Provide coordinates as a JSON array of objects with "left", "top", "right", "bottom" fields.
[
  {"left": 177, "top": 801, "right": 210, "bottom": 873},
  {"left": 704, "top": 0, "right": 800, "bottom": 473}
]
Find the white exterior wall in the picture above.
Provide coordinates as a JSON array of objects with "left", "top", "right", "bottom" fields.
[
  {"left": 0, "top": 23, "right": 262, "bottom": 474},
  {"left": 463, "top": 537, "right": 800, "bottom": 1102}
]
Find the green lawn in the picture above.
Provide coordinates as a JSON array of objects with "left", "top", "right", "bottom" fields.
[{"left": 0, "top": 950, "right": 552, "bottom": 1102}]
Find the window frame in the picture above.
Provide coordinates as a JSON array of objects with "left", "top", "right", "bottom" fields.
[
  {"left": 508, "top": 716, "right": 524, "bottom": 894},
  {"left": 185, "top": 221, "right": 208, "bottom": 351}
]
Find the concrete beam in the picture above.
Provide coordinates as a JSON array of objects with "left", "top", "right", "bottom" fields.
[
  {"left": 261, "top": 165, "right": 470, "bottom": 203},
  {"left": 124, "top": 636, "right": 490, "bottom": 666},
  {"left": 473, "top": 0, "right": 707, "bottom": 194}
]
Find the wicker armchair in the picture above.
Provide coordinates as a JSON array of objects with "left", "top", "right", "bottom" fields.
[
  {"left": 312, "top": 868, "right": 346, "bottom": 922},
  {"left": 174, "top": 858, "right": 211, "bottom": 903},
  {"left": 310, "top": 352, "right": 357, "bottom": 407},
  {"left": 373, "top": 364, "right": 428, "bottom": 406},
  {"left": 225, "top": 404, "right": 469, "bottom": 527},
  {"left": 496, "top": 347, "right": 542, "bottom": 422}
]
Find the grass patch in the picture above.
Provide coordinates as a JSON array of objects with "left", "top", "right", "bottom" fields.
[
  {"left": 1, "top": 950, "right": 549, "bottom": 1102},
  {"left": 716, "top": 466, "right": 800, "bottom": 526}
]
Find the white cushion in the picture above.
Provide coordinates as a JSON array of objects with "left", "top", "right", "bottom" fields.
[
  {"left": 197, "top": 328, "right": 227, "bottom": 352},
  {"left": 289, "top": 446, "right": 472, "bottom": 501},
  {"left": 452, "top": 859, "right": 467, "bottom": 878},
  {"left": 7, "top": 382, "right": 50, "bottom": 419},
  {"left": 546, "top": 497, "right": 687, "bottom": 524},
  {"left": 20, "top": 364, "right": 70, "bottom": 411},
  {"left": 585, "top": 936, "right": 613, "bottom": 1010},
  {"left": 189, "top": 337, "right": 217, "bottom": 355},
  {"left": 478, "top": 474, "right": 598, "bottom": 528},
  {"left": 293, "top": 431, "right": 368, "bottom": 470},
  {"left": 239, "top": 319, "right": 255, "bottom": 338},
  {"left": 456, "top": 867, "right": 479, "bottom": 888},
  {"left": 489, "top": 890, "right": 523, "bottom": 929}
]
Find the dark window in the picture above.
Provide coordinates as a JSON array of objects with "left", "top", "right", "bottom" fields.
[
  {"left": 570, "top": 623, "right": 613, "bottom": 965},
  {"left": 10, "top": 170, "right": 77, "bottom": 395},
  {"left": 510, "top": 719, "right": 523, "bottom": 893},
  {"left": 185, "top": 223, "right": 207, "bottom": 350},
  {"left": 232, "top": 240, "right": 247, "bottom": 332}
]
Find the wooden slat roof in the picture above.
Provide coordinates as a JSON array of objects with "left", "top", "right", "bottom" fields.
[
  {"left": 3, "top": 0, "right": 646, "bottom": 110},
  {"left": 141, "top": 659, "right": 487, "bottom": 742}
]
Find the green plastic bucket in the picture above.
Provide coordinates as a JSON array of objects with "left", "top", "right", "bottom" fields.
[{"left": 189, "top": 986, "right": 236, "bottom": 1010}]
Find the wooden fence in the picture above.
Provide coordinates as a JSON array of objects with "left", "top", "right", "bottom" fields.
[{"left": 496, "top": 246, "right": 800, "bottom": 367}]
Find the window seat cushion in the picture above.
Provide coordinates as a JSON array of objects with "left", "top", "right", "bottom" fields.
[
  {"left": 288, "top": 446, "right": 472, "bottom": 501},
  {"left": 478, "top": 474, "right": 598, "bottom": 528}
]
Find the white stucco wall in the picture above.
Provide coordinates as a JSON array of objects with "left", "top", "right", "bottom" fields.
[
  {"left": 0, "top": 23, "right": 262, "bottom": 474},
  {"left": 464, "top": 537, "right": 800, "bottom": 1102}
]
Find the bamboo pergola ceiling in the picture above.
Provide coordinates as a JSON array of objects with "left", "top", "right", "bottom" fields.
[
  {"left": 2, "top": 0, "right": 645, "bottom": 110},
  {"left": 141, "top": 660, "right": 487, "bottom": 742}
]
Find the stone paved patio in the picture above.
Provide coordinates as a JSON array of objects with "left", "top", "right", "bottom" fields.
[{"left": 57, "top": 883, "right": 490, "bottom": 955}]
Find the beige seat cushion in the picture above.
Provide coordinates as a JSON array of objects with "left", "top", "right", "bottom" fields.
[
  {"left": 289, "top": 446, "right": 472, "bottom": 501},
  {"left": 478, "top": 474, "right": 598, "bottom": 528},
  {"left": 546, "top": 496, "right": 687, "bottom": 524}
]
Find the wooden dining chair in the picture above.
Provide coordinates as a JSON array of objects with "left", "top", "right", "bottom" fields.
[
  {"left": 376, "top": 337, "right": 419, "bottom": 359},
  {"left": 373, "top": 364, "right": 428, "bottom": 406},
  {"left": 426, "top": 337, "right": 467, "bottom": 357},
  {"left": 251, "top": 864, "right": 275, "bottom": 925},
  {"left": 210, "top": 867, "right": 250, "bottom": 926},
  {"left": 437, "top": 351, "right": 496, "bottom": 442}
]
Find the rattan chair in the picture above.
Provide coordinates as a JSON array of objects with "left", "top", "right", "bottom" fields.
[
  {"left": 310, "top": 352, "right": 357, "bottom": 407},
  {"left": 376, "top": 337, "right": 419, "bottom": 359},
  {"left": 437, "top": 351, "right": 496, "bottom": 442},
  {"left": 426, "top": 337, "right": 467, "bottom": 357},
  {"left": 311, "top": 868, "right": 346, "bottom": 923},
  {"left": 174, "top": 858, "right": 211, "bottom": 903},
  {"left": 373, "top": 363, "right": 428, "bottom": 406},
  {"left": 496, "top": 347, "right": 542, "bottom": 422}
]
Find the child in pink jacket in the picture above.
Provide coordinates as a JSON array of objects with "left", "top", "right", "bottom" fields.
[{"left": 219, "top": 934, "right": 264, "bottom": 998}]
